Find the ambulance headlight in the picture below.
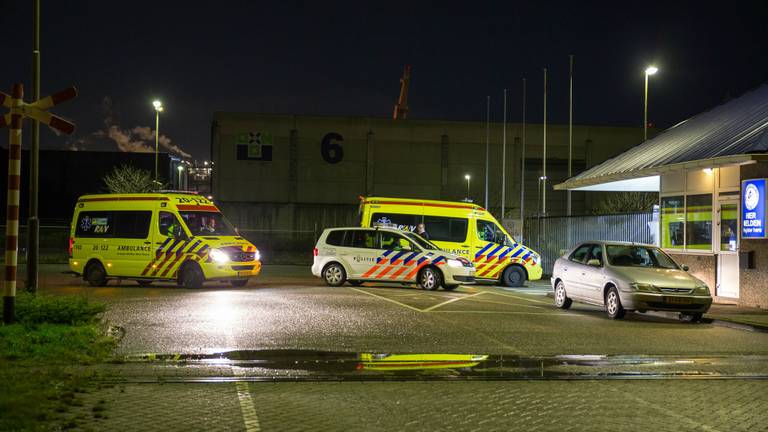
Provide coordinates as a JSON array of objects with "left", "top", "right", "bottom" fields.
[
  {"left": 209, "top": 248, "right": 230, "bottom": 263},
  {"left": 254, "top": 250, "right": 261, "bottom": 261}
]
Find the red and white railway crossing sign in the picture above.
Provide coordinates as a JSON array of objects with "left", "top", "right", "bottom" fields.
[{"left": 0, "top": 83, "right": 76, "bottom": 323}]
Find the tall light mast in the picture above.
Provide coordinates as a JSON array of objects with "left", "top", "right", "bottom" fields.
[{"left": 393, "top": 65, "right": 412, "bottom": 119}]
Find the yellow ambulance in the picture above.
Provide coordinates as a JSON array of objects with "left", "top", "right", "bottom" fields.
[
  {"left": 359, "top": 197, "right": 542, "bottom": 286},
  {"left": 68, "top": 192, "right": 261, "bottom": 288}
]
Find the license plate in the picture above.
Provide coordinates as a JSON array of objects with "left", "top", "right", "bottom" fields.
[
  {"left": 664, "top": 296, "right": 693, "bottom": 305},
  {"left": 237, "top": 271, "right": 251, "bottom": 277}
]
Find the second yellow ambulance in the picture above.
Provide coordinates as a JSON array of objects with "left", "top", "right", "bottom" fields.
[{"left": 359, "top": 197, "right": 542, "bottom": 286}]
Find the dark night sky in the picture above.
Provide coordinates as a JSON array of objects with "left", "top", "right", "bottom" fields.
[{"left": 1, "top": 1, "right": 767, "bottom": 160}]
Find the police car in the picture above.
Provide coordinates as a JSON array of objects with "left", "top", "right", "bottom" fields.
[{"left": 312, "top": 227, "right": 475, "bottom": 290}]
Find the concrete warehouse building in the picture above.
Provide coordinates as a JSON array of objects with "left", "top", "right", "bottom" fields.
[
  {"left": 211, "top": 113, "right": 646, "bottom": 234},
  {"left": 556, "top": 84, "right": 768, "bottom": 308}
]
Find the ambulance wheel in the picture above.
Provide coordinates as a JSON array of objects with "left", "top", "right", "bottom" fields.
[
  {"left": 443, "top": 284, "right": 459, "bottom": 291},
  {"left": 230, "top": 279, "right": 248, "bottom": 287},
  {"left": 85, "top": 261, "right": 108, "bottom": 287},
  {"left": 179, "top": 262, "right": 205, "bottom": 289},
  {"left": 419, "top": 267, "right": 441, "bottom": 291},
  {"left": 137, "top": 280, "right": 153, "bottom": 287},
  {"left": 501, "top": 266, "right": 526, "bottom": 287},
  {"left": 322, "top": 263, "right": 346, "bottom": 287}
]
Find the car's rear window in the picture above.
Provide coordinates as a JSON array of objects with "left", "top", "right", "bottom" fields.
[{"left": 326, "top": 230, "right": 345, "bottom": 246}]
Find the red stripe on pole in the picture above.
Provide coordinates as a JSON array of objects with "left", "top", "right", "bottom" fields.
[
  {"left": 48, "top": 116, "right": 75, "bottom": 135},
  {"left": 10, "top": 114, "right": 22, "bottom": 130},
  {"left": 5, "top": 266, "right": 16, "bottom": 281},
  {"left": 8, "top": 144, "right": 21, "bottom": 160},
  {"left": 11, "top": 84, "right": 22, "bottom": 99},
  {"left": 5, "top": 235, "right": 17, "bottom": 250},
  {"left": 6, "top": 205, "right": 19, "bottom": 221},
  {"left": 7, "top": 175, "right": 20, "bottom": 190},
  {"left": 50, "top": 87, "right": 77, "bottom": 105}
]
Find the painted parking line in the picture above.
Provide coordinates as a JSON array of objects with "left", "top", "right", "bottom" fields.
[
  {"left": 421, "top": 291, "right": 486, "bottom": 312},
  {"left": 482, "top": 290, "right": 552, "bottom": 305},
  {"left": 429, "top": 310, "right": 592, "bottom": 317},
  {"left": 350, "top": 287, "right": 425, "bottom": 312}
]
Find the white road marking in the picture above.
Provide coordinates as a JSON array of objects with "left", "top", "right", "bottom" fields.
[
  {"left": 351, "top": 287, "right": 424, "bottom": 312},
  {"left": 421, "top": 291, "right": 487, "bottom": 312},
  {"left": 233, "top": 369, "right": 261, "bottom": 432}
]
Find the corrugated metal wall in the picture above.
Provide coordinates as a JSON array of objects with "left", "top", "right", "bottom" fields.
[{"left": 523, "top": 212, "right": 658, "bottom": 274}]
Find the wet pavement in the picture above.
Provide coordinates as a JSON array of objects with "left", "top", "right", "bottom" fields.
[{"left": 31, "top": 264, "right": 768, "bottom": 431}]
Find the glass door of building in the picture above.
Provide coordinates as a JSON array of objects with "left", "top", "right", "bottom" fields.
[{"left": 716, "top": 199, "right": 739, "bottom": 299}]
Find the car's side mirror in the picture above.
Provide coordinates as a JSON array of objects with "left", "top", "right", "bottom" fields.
[
  {"left": 682, "top": 264, "right": 689, "bottom": 271},
  {"left": 587, "top": 259, "right": 601, "bottom": 267}
]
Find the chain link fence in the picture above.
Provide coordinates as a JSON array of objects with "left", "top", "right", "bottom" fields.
[{"left": 523, "top": 211, "right": 659, "bottom": 275}]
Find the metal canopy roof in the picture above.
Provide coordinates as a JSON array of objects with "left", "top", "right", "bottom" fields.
[{"left": 555, "top": 84, "right": 768, "bottom": 190}]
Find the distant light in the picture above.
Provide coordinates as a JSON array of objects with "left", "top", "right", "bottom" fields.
[
  {"left": 464, "top": 174, "right": 471, "bottom": 180},
  {"left": 703, "top": 168, "right": 713, "bottom": 174},
  {"left": 177, "top": 165, "right": 184, "bottom": 171},
  {"left": 152, "top": 100, "right": 163, "bottom": 111},
  {"left": 645, "top": 66, "right": 658, "bottom": 75},
  {"left": 204, "top": 161, "right": 209, "bottom": 166},
  {"left": 539, "top": 176, "right": 548, "bottom": 180},
  {"left": 206, "top": 195, "right": 213, "bottom": 200}
]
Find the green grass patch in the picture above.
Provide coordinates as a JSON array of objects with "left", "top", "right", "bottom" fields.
[{"left": 0, "top": 293, "right": 115, "bottom": 431}]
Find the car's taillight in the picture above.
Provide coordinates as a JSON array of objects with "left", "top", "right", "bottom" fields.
[
  {"left": 68, "top": 237, "right": 74, "bottom": 258},
  {"left": 313, "top": 247, "right": 318, "bottom": 256}
]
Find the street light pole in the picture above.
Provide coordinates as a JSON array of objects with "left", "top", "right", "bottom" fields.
[
  {"left": 465, "top": 174, "right": 471, "bottom": 200},
  {"left": 27, "top": 0, "right": 41, "bottom": 294},
  {"left": 644, "top": 66, "right": 658, "bottom": 141},
  {"left": 177, "top": 165, "right": 184, "bottom": 191},
  {"left": 152, "top": 100, "right": 163, "bottom": 184}
]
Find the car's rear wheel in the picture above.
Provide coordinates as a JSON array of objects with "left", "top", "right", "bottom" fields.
[
  {"left": 605, "top": 286, "right": 626, "bottom": 319},
  {"left": 323, "top": 263, "right": 346, "bottom": 287},
  {"left": 419, "top": 267, "right": 441, "bottom": 291},
  {"left": 230, "top": 279, "right": 248, "bottom": 288},
  {"left": 501, "top": 266, "right": 526, "bottom": 287},
  {"left": 679, "top": 312, "right": 703, "bottom": 323},
  {"left": 554, "top": 280, "right": 572, "bottom": 309},
  {"left": 179, "top": 262, "right": 205, "bottom": 289},
  {"left": 85, "top": 261, "right": 108, "bottom": 287}
]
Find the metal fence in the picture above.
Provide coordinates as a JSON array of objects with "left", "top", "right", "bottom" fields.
[{"left": 522, "top": 211, "right": 659, "bottom": 275}]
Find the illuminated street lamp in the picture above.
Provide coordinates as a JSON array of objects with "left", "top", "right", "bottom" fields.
[
  {"left": 152, "top": 100, "right": 164, "bottom": 183},
  {"left": 464, "top": 174, "right": 471, "bottom": 200},
  {"left": 644, "top": 66, "right": 658, "bottom": 141},
  {"left": 177, "top": 165, "right": 184, "bottom": 190}
]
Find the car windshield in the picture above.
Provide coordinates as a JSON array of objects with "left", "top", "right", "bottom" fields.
[
  {"left": 179, "top": 211, "right": 237, "bottom": 236},
  {"left": 606, "top": 245, "right": 679, "bottom": 269},
  {"left": 402, "top": 231, "right": 438, "bottom": 250}
]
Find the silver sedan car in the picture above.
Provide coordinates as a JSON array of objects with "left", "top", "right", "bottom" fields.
[{"left": 551, "top": 241, "right": 713, "bottom": 321}]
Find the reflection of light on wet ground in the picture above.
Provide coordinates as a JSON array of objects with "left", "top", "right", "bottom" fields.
[{"left": 200, "top": 291, "right": 243, "bottom": 352}]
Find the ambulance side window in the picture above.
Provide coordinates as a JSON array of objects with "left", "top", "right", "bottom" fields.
[
  {"left": 113, "top": 211, "right": 152, "bottom": 239},
  {"left": 476, "top": 220, "right": 505, "bottom": 244},
  {"left": 75, "top": 211, "right": 114, "bottom": 238},
  {"left": 378, "top": 232, "right": 414, "bottom": 252},
  {"left": 158, "top": 211, "right": 182, "bottom": 237}
]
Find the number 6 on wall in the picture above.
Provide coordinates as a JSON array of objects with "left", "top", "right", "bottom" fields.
[{"left": 321, "top": 132, "right": 344, "bottom": 164}]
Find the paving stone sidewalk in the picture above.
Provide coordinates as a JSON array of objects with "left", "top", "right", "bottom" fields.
[{"left": 64, "top": 379, "right": 768, "bottom": 431}]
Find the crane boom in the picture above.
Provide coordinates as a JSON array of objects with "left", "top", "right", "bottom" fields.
[{"left": 393, "top": 65, "right": 412, "bottom": 120}]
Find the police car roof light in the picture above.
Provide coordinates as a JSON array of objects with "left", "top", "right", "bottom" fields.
[{"left": 154, "top": 190, "right": 199, "bottom": 195}]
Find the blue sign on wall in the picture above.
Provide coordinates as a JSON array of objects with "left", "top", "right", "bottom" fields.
[{"left": 742, "top": 178, "right": 767, "bottom": 239}]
